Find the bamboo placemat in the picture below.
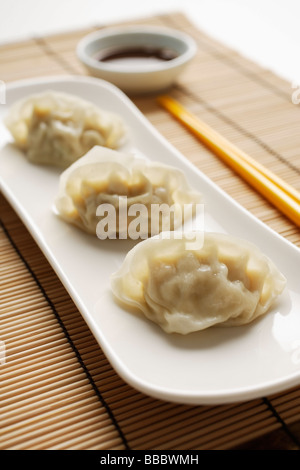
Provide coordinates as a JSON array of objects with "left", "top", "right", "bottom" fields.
[{"left": 1, "top": 12, "right": 300, "bottom": 451}]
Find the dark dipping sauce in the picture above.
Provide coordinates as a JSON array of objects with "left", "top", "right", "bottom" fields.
[{"left": 95, "top": 46, "right": 178, "bottom": 66}]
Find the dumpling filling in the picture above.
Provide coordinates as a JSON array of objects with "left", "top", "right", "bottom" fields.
[
  {"left": 54, "top": 146, "right": 202, "bottom": 237},
  {"left": 4, "top": 90, "right": 127, "bottom": 168},
  {"left": 110, "top": 232, "right": 287, "bottom": 334}
]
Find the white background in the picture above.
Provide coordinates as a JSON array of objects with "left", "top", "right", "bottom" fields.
[{"left": 0, "top": 0, "right": 299, "bottom": 84}]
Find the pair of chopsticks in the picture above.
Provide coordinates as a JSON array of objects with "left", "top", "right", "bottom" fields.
[{"left": 157, "top": 95, "right": 300, "bottom": 227}]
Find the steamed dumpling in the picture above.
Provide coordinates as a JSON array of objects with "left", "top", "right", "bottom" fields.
[
  {"left": 110, "top": 232, "right": 287, "bottom": 334},
  {"left": 4, "top": 90, "right": 127, "bottom": 168},
  {"left": 54, "top": 146, "right": 202, "bottom": 238}
]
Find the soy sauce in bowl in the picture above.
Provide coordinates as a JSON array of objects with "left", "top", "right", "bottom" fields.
[
  {"left": 77, "top": 27, "right": 197, "bottom": 93},
  {"left": 96, "top": 46, "right": 178, "bottom": 67}
]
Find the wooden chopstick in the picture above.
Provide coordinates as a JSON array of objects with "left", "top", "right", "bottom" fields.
[{"left": 157, "top": 95, "right": 300, "bottom": 227}]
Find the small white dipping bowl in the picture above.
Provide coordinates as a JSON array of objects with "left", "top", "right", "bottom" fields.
[{"left": 76, "top": 26, "right": 197, "bottom": 94}]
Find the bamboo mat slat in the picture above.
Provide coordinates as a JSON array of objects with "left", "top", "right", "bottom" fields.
[{"left": 1, "top": 12, "right": 300, "bottom": 451}]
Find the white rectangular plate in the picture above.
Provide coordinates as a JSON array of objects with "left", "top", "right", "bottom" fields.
[{"left": 1, "top": 76, "right": 300, "bottom": 405}]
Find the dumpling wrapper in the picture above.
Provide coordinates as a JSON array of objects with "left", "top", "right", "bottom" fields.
[
  {"left": 4, "top": 90, "right": 127, "bottom": 168},
  {"left": 110, "top": 232, "right": 287, "bottom": 334},
  {"left": 54, "top": 146, "right": 202, "bottom": 238}
]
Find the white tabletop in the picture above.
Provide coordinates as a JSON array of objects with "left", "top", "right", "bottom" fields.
[{"left": 1, "top": 0, "right": 299, "bottom": 86}]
